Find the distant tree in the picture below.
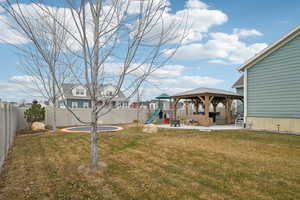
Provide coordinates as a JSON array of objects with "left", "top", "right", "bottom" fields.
[
  {"left": 24, "top": 100, "right": 46, "bottom": 128},
  {"left": 0, "top": 1, "right": 70, "bottom": 134}
]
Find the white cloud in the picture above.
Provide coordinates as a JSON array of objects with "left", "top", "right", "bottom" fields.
[
  {"left": 1, "top": 72, "right": 224, "bottom": 101},
  {"left": 128, "top": 0, "right": 228, "bottom": 44},
  {"left": 126, "top": 0, "right": 170, "bottom": 15},
  {"left": 208, "top": 59, "right": 229, "bottom": 64},
  {"left": 185, "top": 0, "right": 208, "bottom": 9},
  {"left": 149, "top": 75, "right": 224, "bottom": 86},
  {"left": 227, "top": 43, "right": 267, "bottom": 64},
  {"left": 0, "top": 2, "right": 118, "bottom": 48},
  {"left": 0, "top": 0, "right": 227, "bottom": 47},
  {"left": 166, "top": 29, "right": 268, "bottom": 64},
  {"left": 10, "top": 75, "right": 38, "bottom": 83},
  {"left": 152, "top": 65, "right": 185, "bottom": 78},
  {"left": 233, "top": 28, "right": 263, "bottom": 37},
  {"left": 0, "top": 81, "right": 24, "bottom": 92},
  {"left": 0, "top": 75, "right": 42, "bottom": 101},
  {"left": 0, "top": 15, "right": 29, "bottom": 44},
  {"left": 103, "top": 62, "right": 185, "bottom": 78},
  {"left": 140, "top": 87, "right": 193, "bottom": 99},
  {"left": 181, "top": 75, "right": 224, "bottom": 85}
]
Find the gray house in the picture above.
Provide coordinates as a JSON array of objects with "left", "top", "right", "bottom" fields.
[
  {"left": 59, "top": 83, "right": 128, "bottom": 109},
  {"left": 238, "top": 25, "right": 300, "bottom": 133},
  {"left": 232, "top": 75, "right": 244, "bottom": 114}
]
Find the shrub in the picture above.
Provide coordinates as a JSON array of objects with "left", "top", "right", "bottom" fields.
[{"left": 24, "top": 100, "right": 46, "bottom": 127}]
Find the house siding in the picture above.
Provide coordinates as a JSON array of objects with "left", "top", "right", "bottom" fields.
[
  {"left": 236, "top": 88, "right": 244, "bottom": 96},
  {"left": 247, "top": 34, "right": 300, "bottom": 118}
]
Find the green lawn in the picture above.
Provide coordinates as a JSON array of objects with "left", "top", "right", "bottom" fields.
[{"left": 1, "top": 127, "right": 300, "bottom": 200}]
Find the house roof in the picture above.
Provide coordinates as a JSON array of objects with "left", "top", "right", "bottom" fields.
[
  {"left": 62, "top": 83, "right": 127, "bottom": 101},
  {"left": 172, "top": 87, "right": 242, "bottom": 98},
  {"left": 232, "top": 75, "right": 244, "bottom": 88},
  {"left": 238, "top": 24, "right": 300, "bottom": 71}
]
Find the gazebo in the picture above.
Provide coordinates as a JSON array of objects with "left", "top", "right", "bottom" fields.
[{"left": 171, "top": 88, "right": 243, "bottom": 127}]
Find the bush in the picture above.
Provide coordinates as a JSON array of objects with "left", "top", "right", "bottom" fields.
[{"left": 24, "top": 100, "right": 46, "bottom": 127}]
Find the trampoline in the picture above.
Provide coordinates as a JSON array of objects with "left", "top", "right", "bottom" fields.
[{"left": 61, "top": 126, "right": 123, "bottom": 133}]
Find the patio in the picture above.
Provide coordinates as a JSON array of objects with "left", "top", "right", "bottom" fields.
[{"left": 157, "top": 124, "right": 244, "bottom": 131}]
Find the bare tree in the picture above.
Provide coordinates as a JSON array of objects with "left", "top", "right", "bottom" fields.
[
  {"left": 0, "top": 2, "right": 69, "bottom": 133},
  {"left": 2, "top": 0, "right": 187, "bottom": 169},
  {"left": 135, "top": 85, "right": 150, "bottom": 127},
  {"left": 17, "top": 46, "right": 70, "bottom": 132}
]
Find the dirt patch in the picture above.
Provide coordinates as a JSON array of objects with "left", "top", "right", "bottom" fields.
[
  {"left": 17, "top": 129, "right": 49, "bottom": 135},
  {"left": 78, "top": 162, "right": 107, "bottom": 175}
]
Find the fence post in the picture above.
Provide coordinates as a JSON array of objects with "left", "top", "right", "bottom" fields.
[
  {"left": 0, "top": 102, "right": 18, "bottom": 172},
  {"left": 4, "top": 102, "right": 8, "bottom": 158},
  {"left": 0, "top": 101, "right": 4, "bottom": 170}
]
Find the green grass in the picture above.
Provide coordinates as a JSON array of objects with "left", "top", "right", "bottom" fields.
[{"left": 1, "top": 127, "right": 300, "bottom": 200}]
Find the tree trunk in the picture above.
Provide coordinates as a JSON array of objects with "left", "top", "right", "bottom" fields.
[
  {"left": 90, "top": 100, "right": 99, "bottom": 168},
  {"left": 52, "top": 102, "right": 57, "bottom": 133},
  {"left": 52, "top": 78, "right": 57, "bottom": 134},
  {"left": 136, "top": 89, "right": 140, "bottom": 127}
]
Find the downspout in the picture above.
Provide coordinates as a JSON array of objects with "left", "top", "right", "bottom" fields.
[{"left": 244, "top": 69, "right": 248, "bottom": 124}]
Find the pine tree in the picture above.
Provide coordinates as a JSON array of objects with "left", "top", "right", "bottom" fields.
[{"left": 24, "top": 100, "right": 46, "bottom": 128}]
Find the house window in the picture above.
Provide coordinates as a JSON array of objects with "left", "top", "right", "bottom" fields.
[
  {"left": 76, "top": 88, "right": 85, "bottom": 96},
  {"left": 106, "top": 91, "right": 113, "bottom": 96},
  {"left": 72, "top": 102, "right": 78, "bottom": 108},
  {"left": 83, "top": 102, "right": 89, "bottom": 108}
]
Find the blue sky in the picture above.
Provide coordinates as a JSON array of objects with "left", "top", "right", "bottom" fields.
[{"left": 0, "top": 0, "right": 300, "bottom": 102}]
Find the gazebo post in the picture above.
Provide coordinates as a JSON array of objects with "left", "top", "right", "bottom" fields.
[
  {"left": 195, "top": 101, "right": 199, "bottom": 113},
  {"left": 204, "top": 95, "right": 210, "bottom": 127},
  {"left": 213, "top": 103, "right": 217, "bottom": 113},
  {"left": 211, "top": 100, "right": 218, "bottom": 123},
  {"left": 185, "top": 101, "right": 189, "bottom": 116},
  {"left": 228, "top": 98, "right": 233, "bottom": 124},
  {"left": 224, "top": 98, "right": 233, "bottom": 124},
  {"left": 172, "top": 98, "right": 179, "bottom": 120},
  {"left": 224, "top": 98, "right": 228, "bottom": 124}
]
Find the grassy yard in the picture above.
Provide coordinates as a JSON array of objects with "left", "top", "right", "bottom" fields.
[{"left": 1, "top": 127, "right": 300, "bottom": 200}]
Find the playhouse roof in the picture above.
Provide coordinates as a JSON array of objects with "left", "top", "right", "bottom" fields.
[{"left": 156, "top": 93, "right": 170, "bottom": 99}]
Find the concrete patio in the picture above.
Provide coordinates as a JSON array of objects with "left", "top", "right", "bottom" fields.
[{"left": 156, "top": 124, "right": 244, "bottom": 131}]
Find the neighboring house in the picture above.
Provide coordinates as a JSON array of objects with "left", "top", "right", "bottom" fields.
[
  {"left": 148, "top": 99, "right": 171, "bottom": 110},
  {"left": 59, "top": 83, "right": 128, "bottom": 109},
  {"left": 232, "top": 75, "right": 244, "bottom": 115},
  {"left": 129, "top": 100, "right": 171, "bottom": 110},
  {"left": 129, "top": 101, "right": 149, "bottom": 109},
  {"left": 238, "top": 25, "right": 300, "bottom": 133}
]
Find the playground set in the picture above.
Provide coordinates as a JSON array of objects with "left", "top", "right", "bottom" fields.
[{"left": 145, "top": 93, "right": 171, "bottom": 124}]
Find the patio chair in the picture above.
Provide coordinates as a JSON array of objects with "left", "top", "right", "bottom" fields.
[{"left": 170, "top": 119, "right": 181, "bottom": 127}]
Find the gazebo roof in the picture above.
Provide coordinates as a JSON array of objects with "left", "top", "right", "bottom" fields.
[
  {"left": 156, "top": 93, "right": 170, "bottom": 99},
  {"left": 171, "top": 87, "right": 242, "bottom": 98}
]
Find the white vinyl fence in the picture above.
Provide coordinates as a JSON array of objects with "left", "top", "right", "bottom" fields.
[
  {"left": 17, "top": 107, "right": 150, "bottom": 130},
  {"left": 0, "top": 101, "right": 18, "bottom": 172}
]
